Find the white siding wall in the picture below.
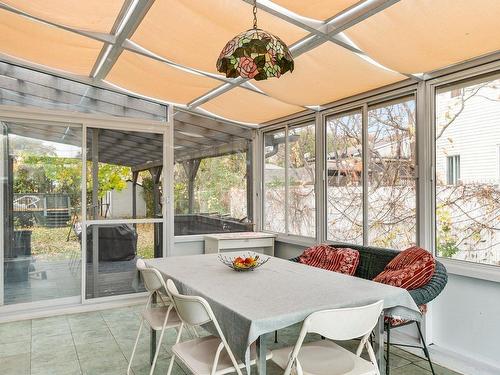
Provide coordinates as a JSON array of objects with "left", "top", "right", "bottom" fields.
[
  {"left": 436, "top": 88, "right": 500, "bottom": 184},
  {"left": 109, "top": 181, "right": 147, "bottom": 218}
]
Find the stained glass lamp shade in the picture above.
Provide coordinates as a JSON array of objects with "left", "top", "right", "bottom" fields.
[
  {"left": 217, "top": 28, "right": 294, "bottom": 80},
  {"left": 216, "top": 1, "right": 294, "bottom": 81}
]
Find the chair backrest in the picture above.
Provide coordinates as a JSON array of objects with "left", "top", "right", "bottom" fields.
[
  {"left": 166, "top": 279, "right": 213, "bottom": 326},
  {"left": 303, "top": 300, "right": 384, "bottom": 341},
  {"left": 283, "top": 301, "right": 384, "bottom": 375},
  {"left": 136, "top": 259, "right": 165, "bottom": 294},
  {"left": 165, "top": 279, "right": 244, "bottom": 375}
]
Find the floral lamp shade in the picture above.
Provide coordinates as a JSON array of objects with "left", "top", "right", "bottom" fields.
[{"left": 216, "top": 28, "right": 294, "bottom": 81}]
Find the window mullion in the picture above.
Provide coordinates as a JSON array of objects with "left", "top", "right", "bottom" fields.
[
  {"left": 284, "top": 125, "right": 290, "bottom": 236},
  {"left": 362, "top": 104, "right": 369, "bottom": 246}
]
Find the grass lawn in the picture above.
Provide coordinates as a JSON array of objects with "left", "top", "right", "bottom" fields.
[{"left": 18, "top": 223, "right": 156, "bottom": 260}]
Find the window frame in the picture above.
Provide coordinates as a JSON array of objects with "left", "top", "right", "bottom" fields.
[
  {"left": 429, "top": 63, "right": 500, "bottom": 280},
  {"left": 321, "top": 93, "right": 418, "bottom": 248},
  {"left": 258, "top": 59, "right": 500, "bottom": 283},
  {"left": 446, "top": 155, "right": 460, "bottom": 185},
  {"left": 261, "top": 116, "right": 318, "bottom": 243}
]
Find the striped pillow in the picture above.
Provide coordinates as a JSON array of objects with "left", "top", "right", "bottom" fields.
[
  {"left": 298, "top": 244, "right": 360, "bottom": 276},
  {"left": 373, "top": 246, "right": 436, "bottom": 290}
]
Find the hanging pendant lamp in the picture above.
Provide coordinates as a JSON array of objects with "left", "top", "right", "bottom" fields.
[{"left": 216, "top": 0, "right": 294, "bottom": 81}]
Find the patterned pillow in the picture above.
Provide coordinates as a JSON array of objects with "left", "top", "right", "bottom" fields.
[
  {"left": 298, "top": 244, "right": 360, "bottom": 276},
  {"left": 373, "top": 246, "right": 436, "bottom": 290}
]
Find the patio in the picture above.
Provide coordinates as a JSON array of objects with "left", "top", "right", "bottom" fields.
[
  {"left": 0, "top": 305, "right": 458, "bottom": 375},
  {"left": 0, "top": 1, "right": 499, "bottom": 375}
]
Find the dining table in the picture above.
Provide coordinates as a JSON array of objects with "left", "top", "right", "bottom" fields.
[{"left": 146, "top": 252, "right": 421, "bottom": 375}]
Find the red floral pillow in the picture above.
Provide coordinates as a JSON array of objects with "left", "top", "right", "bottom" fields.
[
  {"left": 299, "top": 244, "right": 360, "bottom": 276},
  {"left": 373, "top": 246, "right": 435, "bottom": 290}
]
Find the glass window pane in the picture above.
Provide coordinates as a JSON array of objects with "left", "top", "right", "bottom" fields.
[
  {"left": 326, "top": 111, "right": 363, "bottom": 244},
  {"left": 174, "top": 152, "right": 252, "bottom": 235},
  {"left": 288, "top": 123, "right": 316, "bottom": 237},
  {"left": 264, "top": 130, "right": 286, "bottom": 233},
  {"left": 435, "top": 76, "right": 500, "bottom": 266},
  {"left": 368, "top": 97, "right": 417, "bottom": 249},
  {"left": 85, "top": 222, "right": 161, "bottom": 299},
  {"left": 173, "top": 120, "right": 253, "bottom": 236},
  {"left": 86, "top": 128, "right": 164, "bottom": 220},
  {"left": 2, "top": 121, "right": 82, "bottom": 305}
]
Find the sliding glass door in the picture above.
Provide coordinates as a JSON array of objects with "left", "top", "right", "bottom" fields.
[
  {"left": 0, "top": 117, "right": 168, "bottom": 307},
  {"left": 1, "top": 120, "right": 83, "bottom": 305},
  {"left": 83, "top": 127, "right": 165, "bottom": 300}
]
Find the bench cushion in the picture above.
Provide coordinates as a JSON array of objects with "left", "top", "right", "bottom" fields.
[
  {"left": 299, "top": 244, "right": 360, "bottom": 276},
  {"left": 373, "top": 246, "right": 436, "bottom": 290}
]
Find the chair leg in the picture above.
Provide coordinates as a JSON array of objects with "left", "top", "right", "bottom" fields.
[
  {"left": 416, "top": 322, "right": 436, "bottom": 375},
  {"left": 150, "top": 310, "right": 177, "bottom": 375},
  {"left": 167, "top": 324, "right": 184, "bottom": 375},
  {"left": 127, "top": 320, "right": 144, "bottom": 375},
  {"left": 386, "top": 323, "right": 391, "bottom": 375},
  {"left": 274, "top": 330, "right": 278, "bottom": 343}
]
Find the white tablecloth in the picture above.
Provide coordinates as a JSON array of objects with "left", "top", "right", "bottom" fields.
[{"left": 147, "top": 253, "right": 420, "bottom": 362}]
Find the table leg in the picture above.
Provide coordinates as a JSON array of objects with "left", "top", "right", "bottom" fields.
[
  {"left": 150, "top": 329, "right": 157, "bottom": 365},
  {"left": 256, "top": 333, "right": 269, "bottom": 375},
  {"left": 375, "top": 312, "right": 386, "bottom": 375},
  {"left": 150, "top": 294, "right": 157, "bottom": 365}
]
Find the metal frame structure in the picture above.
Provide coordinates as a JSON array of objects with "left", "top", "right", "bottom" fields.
[
  {"left": 0, "top": 104, "right": 174, "bottom": 311},
  {"left": 0, "top": 0, "right": 422, "bottom": 125},
  {"left": 257, "top": 57, "right": 500, "bottom": 289}
]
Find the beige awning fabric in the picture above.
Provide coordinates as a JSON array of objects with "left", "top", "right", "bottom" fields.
[
  {"left": 1, "top": 0, "right": 125, "bottom": 33},
  {"left": 0, "top": 0, "right": 499, "bottom": 125},
  {"left": 200, "top": 87, "right": 303, "bottom": 124},
  {"left": 106, "top": 51, "right": 221, "bottom": 105},
  {"left": 254, "top": 42, "right": 405, "bottom": 107},
  {"left": 272, "top": 0, "right": 360, "bottom": 20},
  {"left": 346, "top": 0, "right": 500, "bottom": 74},
  {"left": 0, "top": 9, "right": 102, "bottom": 76},
  {"left": 130, "top": 0, "right": 308, "bottom": 74}
]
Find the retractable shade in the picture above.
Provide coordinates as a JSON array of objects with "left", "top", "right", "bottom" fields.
[
  {"left": 345, "top": 0, "right": 500, "bottom": 74},
  {"left": 1, "top": 0, "right": 125, "bottom": 33},
  {"left": 0, "top": 9, "right": 102, "bottom": 76},
  {"left": 130, "top": 0, "right": 307, "bottom": 74},
  {"left": 106, "top": 50, "right": 221, "bottom": 106},
  {"left": 0, "top": 0, "right": 498, "bottom": 125},
  {"left": 200, "top": 87, "right": 303, "bottom": 124},
  {"left": 272, "top": 0, "right": 360, "bottom": 20},
  {"left": 253, "top": 42, "right": 405, "bottom": 107}
]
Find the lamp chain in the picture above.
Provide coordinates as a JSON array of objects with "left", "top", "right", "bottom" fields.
[{"left": 253, "top": 0, "right": 258, "bottom": 29}]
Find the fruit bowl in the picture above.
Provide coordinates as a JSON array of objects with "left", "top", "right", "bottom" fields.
[{"left": 218, "top": 252, "right": 270, "bottom": 272}]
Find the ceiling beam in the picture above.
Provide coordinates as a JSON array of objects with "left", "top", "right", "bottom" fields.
[
  {"left": 186, "top": 0, "right": 412, "bottom": 113},
  {"left": 91, "top": 0, "right": 155, "bottom": 79}
]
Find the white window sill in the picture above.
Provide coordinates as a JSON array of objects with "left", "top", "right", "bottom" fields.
[
  {"left": 438, "top": 257, "right": 500, "bottom": 283},
  {"left": 174, "top": 235, "right": 206, "bottom": 243},
  {"left": 270, "top": 233, "right": 316, "bottom": 248}
]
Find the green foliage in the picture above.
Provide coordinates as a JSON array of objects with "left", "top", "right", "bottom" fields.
[
  {"left": 174, "top": 153, "right": 247, "bottom": 217},
  {"left": 436, "top": 205, "right": 460, "bottom": 258},
  {"left": 95, "top": 163, "right": 130, "bottom": 198},
  {"left": 13, "top": 152, "right": 131, "bottom": 214},
  {"left": 195, "top": 153, "right": 247, "bottom": 215},
  {"left": 140, "top": 173, "right": 157, "bottom": 217}
]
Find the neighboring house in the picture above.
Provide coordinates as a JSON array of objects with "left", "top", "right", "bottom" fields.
[
  {"left": 105, "top": 180, "right": 147, "bottom": 219},
  {"left": 436, "top": 86, "right": 500, "bottom": 185}
]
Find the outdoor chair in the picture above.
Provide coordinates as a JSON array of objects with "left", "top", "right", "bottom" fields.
[
  {"left": 289, "top": 244, "right": 448, "bottom": 375},
  {"left": 127, "top": 259, "right": 182, "bottom": 375},
  {"left": 271, "top": 300, "right": 384, "bottom": 375},
  {"left": 165, "top": 278, "right": 272, "bottom": 375}
]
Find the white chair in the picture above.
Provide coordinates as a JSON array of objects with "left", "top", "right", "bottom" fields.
[
  {"left": 165, "top": 278, "right": 272, "bottom": 375},
  {"left": 272, "top": 300, "right": 384, "bottom": 375},
  {"left": 127, "top": 259, "right": 182, "bottom": 375}
]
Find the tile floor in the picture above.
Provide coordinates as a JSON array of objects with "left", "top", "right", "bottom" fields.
[{"left": 0, "top": 305, "right": 462, "bottom": 375}]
